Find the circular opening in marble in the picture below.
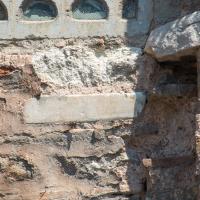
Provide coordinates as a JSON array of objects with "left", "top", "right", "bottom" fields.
[
  {"left": 72, "top": 0, "right": 108, "bottom": 20},
  {"left": 0, "top": 1, "right": 8, "bottom": 20},
  {"left": 122, "top": 0, "right": 137, "bottom": 19},
  {"left": 21, "top": 0, "right": 58, "bottom": 21}
]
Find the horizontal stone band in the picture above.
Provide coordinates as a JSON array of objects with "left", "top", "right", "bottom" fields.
[
  {"left": 24, "top": 92, "right": 146, "bottom": 123},
  {"left": 0, "top": 0, "right": 153, "bottom": 39}
]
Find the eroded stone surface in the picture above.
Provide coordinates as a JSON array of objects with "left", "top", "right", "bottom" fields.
[{"left": 32, "top": 46, "right": 142, "bottom": 87}]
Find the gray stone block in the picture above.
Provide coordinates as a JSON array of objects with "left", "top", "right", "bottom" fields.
[{"left": 145, "top": 11, "right": 200, "bottom": 61}]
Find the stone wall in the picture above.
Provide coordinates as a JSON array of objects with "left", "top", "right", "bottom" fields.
[
  {"left": 0, "top": 0, "right": 153, "bottom": 39},
  {"left": 0, "top": 1, "right": 200, "bottom": 200}
]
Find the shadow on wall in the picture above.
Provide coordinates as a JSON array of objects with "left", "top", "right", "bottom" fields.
[
  {"left": 123, "top": 35, "right": 198, "bottom": 199},
  {"left": 125, "top": 0, "right": 137, "bottom": 38},
  {"left": 125, "top": 0, "right": 150, "bottom": 47},
  {"left": 0, "top": 0, "right": 7, "bottom": 20},
  {"left": 72, "top": 0, "right": 109, "bottom": 20},
  {"left": 20, "top": 0, "right": 58, "bottom": 21}
]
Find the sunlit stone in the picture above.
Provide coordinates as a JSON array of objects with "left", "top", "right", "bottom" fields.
[{"left": 24, "top": 92, "right": 147, "bottom": 123}]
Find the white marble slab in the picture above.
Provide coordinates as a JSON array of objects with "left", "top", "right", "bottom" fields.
[{"left": 24, "top": 92, "right": 146, "bottom": 123}]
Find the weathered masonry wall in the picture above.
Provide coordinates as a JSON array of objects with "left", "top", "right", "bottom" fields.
[{"left": 0, "top": 1, "right": 200, "bottom": 200}]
